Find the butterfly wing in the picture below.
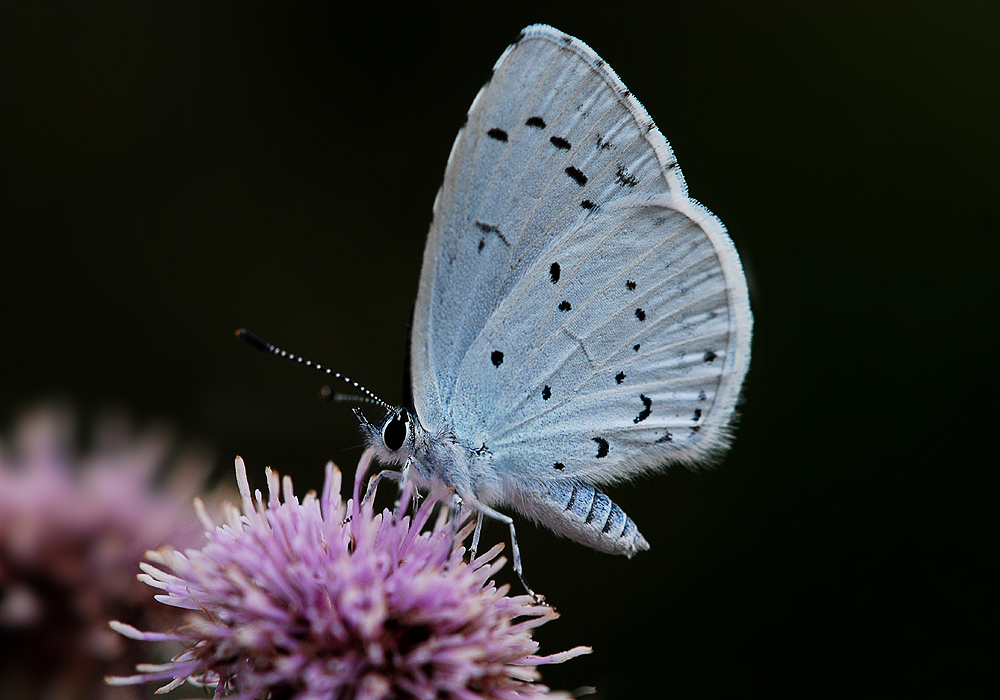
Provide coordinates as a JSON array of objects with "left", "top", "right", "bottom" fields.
[{"left": 410, "top": 25, "right": 751, "bottom": 487}]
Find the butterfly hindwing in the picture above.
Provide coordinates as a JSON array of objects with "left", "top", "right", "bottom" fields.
[{"left": 464, "top": 199, "right": 749, "bottom": 486}]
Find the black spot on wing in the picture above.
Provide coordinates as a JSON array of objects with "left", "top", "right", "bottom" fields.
[
  {"left": 487, "top": 128, "right": 508, "bottom": 142},
  {"left": 526, "top": 116, "right": 546, "bottom": 128},
  {"left": 698, "top": 391, "right": 707, "bottom": 401},
  {"left": 491, "top": 350, "right": 504, "bottom": 368},
  {"left": 474, "top": 221, "right": 509, "bottom": 247},
  {"left": 626, "top": 280, "right": 637, "bottom": 291},
  {"left": 558, "top": 300, "right": 571, "bottom": 312},
  {"left": 635, "top": 308, "right": 646, "bottom": 322},
  {"left": 550, "top": 135, "right": 571, "bottom": 150},
  {"left": 553, "top": 462, "right": 565, "bottom": 471},
  {"left": 542, "top": 385, "right": 551, "bottom": 400},
  {"left": 615, "top": 371, "right": 625, "bottom": 384},
  {"left": 549, "top": 262, "right": 561, "bottom": 283},
  {"left": 581, "top": 199, "right": 597, "bottom": 210},
  {"left": 615, "top": 164, "right": 638, "bottom": 188},
  {"left": 477, "top": 239, "right": 485, "bottom": 253},
  {"left": 656, "top": 431, "right": 673, "bottom": 443},
  {"left": 704, "top": 350, "right": 717, "bottom": 362},
  {"left": 633, "top": 394, "right": 652, "bottom": 424},
  {"left": 565, "top": 166, "right": 588, "bottom": 186},
  {"left": 593, "top": 437, "right": 609, "bottom": 459},
  {"left": 633, "top": 343, "right": 641, "bottom": 352},
  {"left": 693, "top": 408, "right": 702, "bottom": 421}
]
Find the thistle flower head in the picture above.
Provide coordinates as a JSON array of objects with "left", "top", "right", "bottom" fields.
[
  {"left": 110, "top": 449, "right": 590, "bottom": 699},
  {"left": 0, "top": 404, "right": 222, "bottom": 700}
]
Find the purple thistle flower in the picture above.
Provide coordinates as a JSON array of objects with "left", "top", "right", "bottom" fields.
[
  {"left": 0, "top": 404, "right": 225, "bottom": 700},
  {"left": 109, "top": 448, "right": 591, "bottom": 699}
]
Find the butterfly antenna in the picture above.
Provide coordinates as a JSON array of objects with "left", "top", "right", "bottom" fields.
[
  {"left": 319, "top": 387, "right": 384, "bottom": 406},
  {"left": 235, "top": 328, "right": 391, "bottom": 410}
]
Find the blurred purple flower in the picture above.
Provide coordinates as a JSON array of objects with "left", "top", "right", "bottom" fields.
[
  {"left": 0, "top": 404, "right": 224, "bottom": 700},
  {"left": 109, "top": 448, "right": 591, "bottom": 699}
]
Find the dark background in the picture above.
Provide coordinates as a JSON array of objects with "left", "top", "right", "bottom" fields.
[{"left": 2, "top": 2, "right": 997, "bottom": 697}]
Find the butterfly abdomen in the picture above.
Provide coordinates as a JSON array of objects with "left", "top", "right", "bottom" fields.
[{"left": 506, "top": 478, "right": 649, "bottom": 556}]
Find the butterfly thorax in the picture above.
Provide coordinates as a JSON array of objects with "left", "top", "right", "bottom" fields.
[{"left": 361, "top": 405, "right": 499, "bottom": 505}]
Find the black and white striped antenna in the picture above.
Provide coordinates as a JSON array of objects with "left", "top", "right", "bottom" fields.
[{"left": 235, "top": 328, "right": 391, "bottom": 410}]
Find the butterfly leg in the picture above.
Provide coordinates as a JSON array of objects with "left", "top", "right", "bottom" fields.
[
  {"left": 470, "top": 512, "right": 485, "bottom": 561},
  {"left": 363, "top": 468, "right": 402, "bottom": 505},
  {"left": 473, "top": 502, "right": 545, "bottom": 604},
  {"left": 448, "top": 493, "right": 466, "bottom": 551},
  {"left": 393, "top": 459, "right": 422, "bottom": 517}
]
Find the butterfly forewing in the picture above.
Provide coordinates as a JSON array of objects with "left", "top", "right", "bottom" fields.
[
  {"left": 414, "top": 27, "right": 677, "bottom": 423},
  {"left": 411, "top": 25, "right": 751, "bottom": 487}
]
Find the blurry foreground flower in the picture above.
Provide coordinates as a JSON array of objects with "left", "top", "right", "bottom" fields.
[
  {"left": 0, "top": 404, "right": 224, "bottom": 700},
  {"left": 109, "top": 448, "right": 591, "bottom": 699}
]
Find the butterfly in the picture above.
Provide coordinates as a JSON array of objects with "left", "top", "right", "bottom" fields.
[{"left": 240, "top": 24, "right": 751, "bottom": 597}]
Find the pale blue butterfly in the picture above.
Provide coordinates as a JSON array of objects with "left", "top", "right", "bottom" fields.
[{"left": 240, "top": 25, "right": 752, "bottom": 598}]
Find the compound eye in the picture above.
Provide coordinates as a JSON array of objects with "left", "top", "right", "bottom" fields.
[{"left": 381, "top": 410, "right": 409, "bottom": 452}]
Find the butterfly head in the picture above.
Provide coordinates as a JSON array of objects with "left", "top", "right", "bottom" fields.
[{"left": 355, "top": 406, "right": 417, "bottom": 466}]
